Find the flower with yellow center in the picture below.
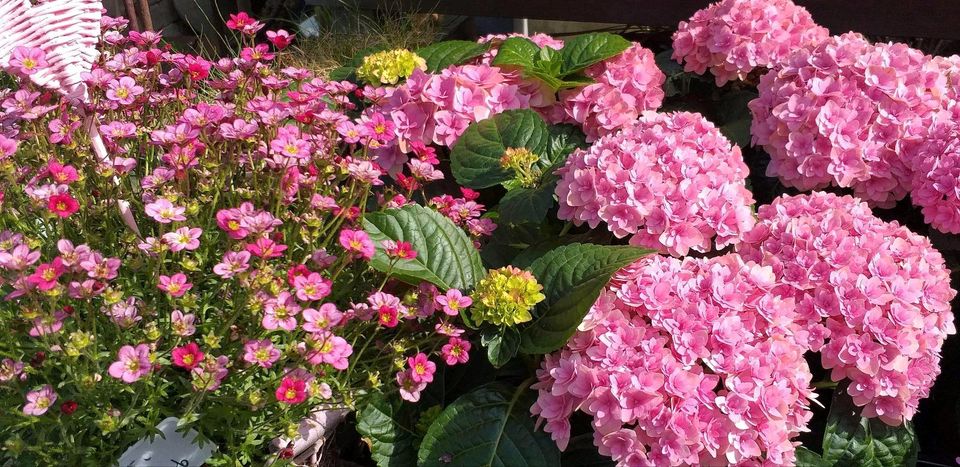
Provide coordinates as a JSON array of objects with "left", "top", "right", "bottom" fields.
[
  {"left": 470, "top": 266, "right": 545, "bottom": 326},
  {"left": 356, "top": 49, "right": 427, "bottom": 86}
]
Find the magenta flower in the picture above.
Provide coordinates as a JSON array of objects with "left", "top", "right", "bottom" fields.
[
  {"left": 162, "top": 227, "right": 202, "bottom": 252},
  {"left": 435, "top": 289, "right": 472, "bottom": 316},
  {"left": 78, "top": 253, "right": 121, "bottom": 280},
  {"left": 262, "top": 292, "right": 301, "bottom": 331},
  {"left": 27, "top": 258, "right": 65, "bottom": 291},
  {"left": 304, "top": 331, "right": 353, "bottom": 370},
  {"left": 275, "top": 375, "right": 307, "bottom": 404},
  {"left": 338, "top": 229, "right": 374, "bottom": 260},
  {"left": 293, "top": 272, "right": 332, "bottom": 302},
  {"left": 267, "top": 29, "right": 294, "bottom": 49},
  {"left": 145, "top": 198, "right": 186, "bottom": 224},
  {"left": 243, "top": 339, "right": 281, "bottom": 368},
  {"left": 441, "top": 337, "right": 471, "bottom": 366},
  {"left": 407, "top": 353, "right": 436, "bottom": 384},
  {"left": 0, "top": 358, "right": 24, "bottom": 383},
  {"left": 158, "top": 273, "right": 192, "bottom": 298},
  {"left": 9, "top": 46, "right": 47, "bottom": 75},
  {"left": 213, "top": 251, "right": 251, "bottom": 279},
  {"left": 382, "top": 240, "right": 417, "bottom": 261},
  {"left": 47, "top": 161, "right": 78, "bottom": 184},
  {"left": 108, "top": 344, "right": 152, "bottom": 383},
  {"left": 171, "top": 342, "right": 204, "bottom": 370},
  {"left": 105, "top": 76, "right": 144, "bottom": 105},
  {"left": 47, "top": 193, "right": 80, "bottom": 218},
  {"left": 226, "top": 12, "right": 264, "bottom": 35},
  {"left": 245, "top": 237, "right": 287, "bottom": 259},
  {"left": 22, "top": 385, "right": 57, "bottom": 416}
]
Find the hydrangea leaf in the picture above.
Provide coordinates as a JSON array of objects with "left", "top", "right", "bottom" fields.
[
  {"left": 497, "top": 180, "right": 557, "bottom": 226},
  {"left": 364, "top": 205, "right": 484, "bottom": 291},
  {"left": 559, "top": 32, "right": 631, "bottom": 76},
  {"left": 491, "top": 37, "right": 541, "bottom": 68},
  {"left": 357, "top": 394, "right": 418, "bottom": 467},
  {"left": 481, "top": 326, "right": 520, "bottom": 368},
  {"left": 795, "top": 447, "right": 828, "bottom": 467},
  {"left": 545, "top": 123, "right": 589, "bottom": 167},
  {"left": 519, "top": 243, "right": 653, "bottom": 353},
  {"left": 418, "top": 382, "right": 560, "bottom": 466},
  {"left": 450, "top": 109, "right": 550, "bottom": 189},
  {"left": 822, "top": 387, "right": 918, "bottom": 467},
  {"left": 416, "top": 41, "right": 491, "bottom": 73}
]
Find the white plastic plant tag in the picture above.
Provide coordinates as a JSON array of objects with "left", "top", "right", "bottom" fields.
[{"left": 118, "top": 417, "right": 216, "bottom": 467}]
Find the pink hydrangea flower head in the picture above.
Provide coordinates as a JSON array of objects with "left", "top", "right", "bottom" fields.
[
  {"left": 532, "top": 254, "right": 817, "bottom": 464},
  {"left": 672, "top": 0, "right": 829, "bottom": 85},
  {"left": 108, "top": 344, "right": 153, "bottom": 383},
  {"left": 561, "top": 43, "right": 666, "bottom": 141},
  {"left": 910, "top": 96, "right": 960, "bottom": 233},
  {"left": 556, "top": 111, "right": 755, "bottom": 256},
  {"left": 750, "top": 33, "right": 946, "bottom": 207},
  {"left": 737, "top": 192, "right": 957, "bottom": 425}
]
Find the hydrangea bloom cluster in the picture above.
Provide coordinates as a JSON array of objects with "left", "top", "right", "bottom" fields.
[
  {"left": 555, "top": 111, "right": 756, "bottom": 256},
  {"left": 356, "top": 49, "right": 427, "bottom": 85},
  {"left": 470, "top": 266, "right": 545, "bottom": 326},
  {"left": 737, "top": 192, "right": 957, "bottom": 424},
  {"left": 672, "top": 0, "right": 829, "bottom": 85},
  {"left": 749, "top": 33, "right": 947, "bottom": 207},
  {"left": 532, "top": 254, "right": 816, "bottom": 466},
  {"left": 381, "top": 64, "right": 531, "bottom": 147},
  {"left": 560, "top": 43, "right": 666, "bottom": 141},
  {"left": 0, "top": 13, "right": 486, "bottom": 463},
  {"left": 910, "top": 95, "right": 960, "bottom": 232}
]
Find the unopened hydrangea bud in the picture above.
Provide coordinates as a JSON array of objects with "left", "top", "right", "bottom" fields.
[
  {"left": 470, "top": 266, "right": 545, "bottom": 326},
  {"left": 499, "top": 147, "right": 541, "bottom": 188},
  {"left": 356, "top": 49, "right": 427, "bottom": 85}
]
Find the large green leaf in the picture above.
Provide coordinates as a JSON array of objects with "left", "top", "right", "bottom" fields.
[
  {"left": 357, "top": 394, "right": 418, "bottom": 467},
  {"left": 364, "top": 205, "right": 484, "bottom": 290},
  {"left": 560, "top": 33, "right": 631, "bottom": 76},
  {"left": 418, "top": 383, "right": 560, "bottom": 467},
  {"left": 481, "top": 326, "right": 520, "bottom": 368},
  {"left": 520, "top": 243, "right": 652, "bottom": 353},
  {"left": 498, "top": 181, "right": 557, "bottom": 226},
  {"left": 450, "top": 109, "right": 550, "bottom": 189},
  {"left": 416, "top": 41, "right": 491, "bottom": 73},
  {"left": 545, "top": 124, "right": 588, "bottom": 167},
  {"left": 822, "top": 387, "right": 918, "bottom": 467},
  {"left": 490, "top": 37, "right": 540, "bottom": 68},
  {"left": 795, "top": 447, "right": 827, "bottom": 467}
]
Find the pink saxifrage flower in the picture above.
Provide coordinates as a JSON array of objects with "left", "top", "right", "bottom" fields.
[
  {"left": 158, "top": 273, "right": 192, "bottom": 298},
  {"left": 435, "top": 289, "right": 471, "bottom": 316},
  {"left": 171, "top": 342, "right": 205, "bottom": 370},
  {"left": 243, "top": 339, "right": 281, "bottom": 368},
  {"left": 108, "top": 344, "right": 152, "bottom": 383},
  {"left": 23, "top": 385, "right": 57, "bottom": 416}
]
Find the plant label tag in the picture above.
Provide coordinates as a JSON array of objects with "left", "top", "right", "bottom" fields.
[{"left": 118, "top": 417, "right": 216, "bottom": 467}]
